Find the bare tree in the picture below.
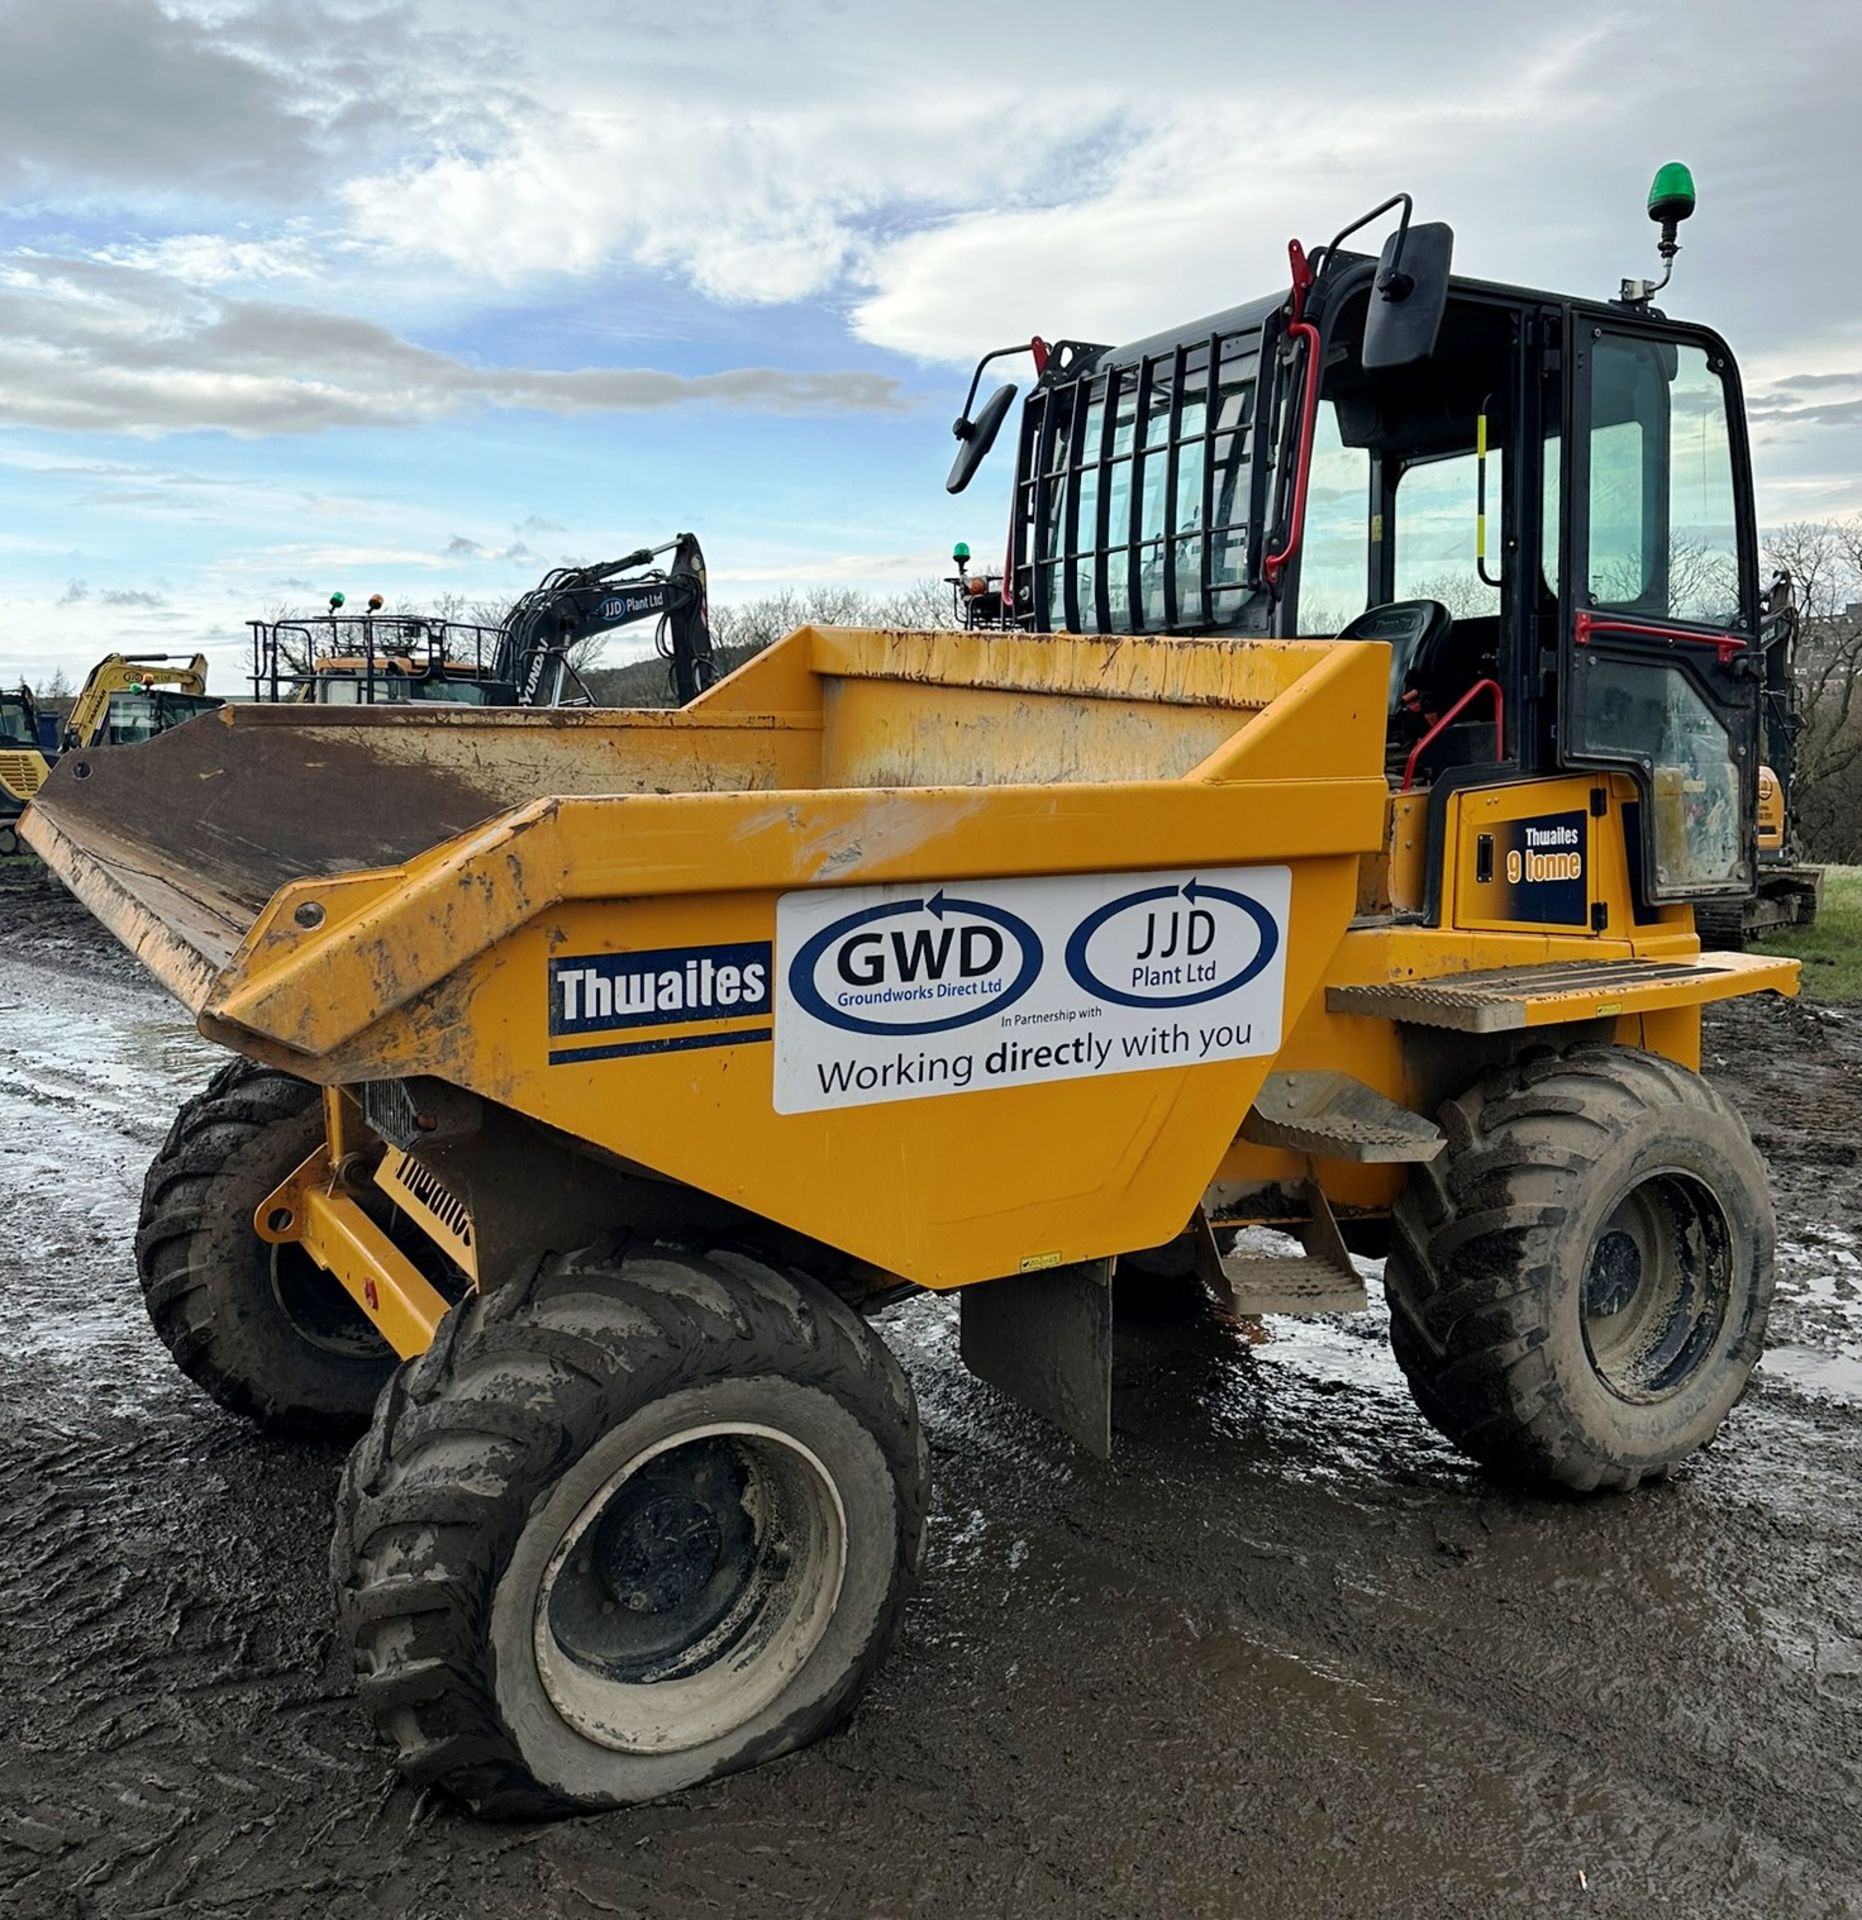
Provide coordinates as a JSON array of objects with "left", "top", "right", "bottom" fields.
[
  {"left": 710, "top": 580, "right": 961, "bottom": 656},
  {"left": 1589, "top": 533, "right": 1739, "bottom": 626},
  {"left": 1403, "top": 571, "right": 1495, "bottom": 621},
  {"left": 1764, "top": 521, "right": 1862, "bottom": 863},
  {"left": 581, "top": 580, "right": 965, "bottom": 709}
]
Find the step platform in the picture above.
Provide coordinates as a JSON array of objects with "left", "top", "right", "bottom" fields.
[
  {"left": 1325, "top": 951, "right": 1798, "bottom": 1035},
  {"left": 1242, "top": 1070, "right": 1444, "bottom": 1163}
]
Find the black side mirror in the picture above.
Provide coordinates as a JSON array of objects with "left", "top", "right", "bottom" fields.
[
  {"left": 946, "top": 383, "right": 1018, "bottom": 494},
  {"left": 1361, "top": 221, "right": 1454, "bottom": 371}
]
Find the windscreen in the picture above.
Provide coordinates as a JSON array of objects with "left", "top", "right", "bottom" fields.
[
  {"left": 99, "top": 692, "right": 220, "bottom": 745},
  {"left": 412, "top": 677, "right": 494, "bottom": 705},
  {"left": 1015, "top": 322, "right": 1267, "bottom": 634},
  {"left": 0, "top": 698, "right": 35, "bottom": 747}
]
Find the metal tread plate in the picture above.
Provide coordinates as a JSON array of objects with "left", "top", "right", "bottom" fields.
[
  {"left": 1242, "top": 1070, "right": 1445, "bottom": 1162},
  {"left": 1219, "top": 1255, "right": 1368, "bottom": 1317},
  {"left": 1325, "top": 951, "right": 1797, "bottom": 1034}
]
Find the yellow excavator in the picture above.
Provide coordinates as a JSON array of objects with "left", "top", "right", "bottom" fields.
[
  {"left": 0, "top": 684, "right": 54, "bottom": 857},
  {"left": 62, "top": 653, "right": 222, "bottom": 750}
]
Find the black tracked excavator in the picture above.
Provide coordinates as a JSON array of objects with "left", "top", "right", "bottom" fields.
[{"left": 249, "top": 533, "right": 715, "bottom": 708}]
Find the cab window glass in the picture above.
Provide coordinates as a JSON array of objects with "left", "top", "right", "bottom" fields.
[
  {"left": 1569, "top": 652, "right": 1746, "bottom": 891},
  {"left": 1294, "top": 402, "right": 1370, "bottom": 632},
  {"left": 1206, "top": 371, "right": 1253, "bottom": 597},
  {"left": 1543, "top": 429, "right": 1561, "bottom": 595},
  {"left": 1588, "top": 336, "right": 1740, "bottom": 627},
  {"left": 1032, "top": 337, "right": 1257, "bottom": 632},
  {"left": 1394, "top": 448, "right": 1502, "bottom": 617}
]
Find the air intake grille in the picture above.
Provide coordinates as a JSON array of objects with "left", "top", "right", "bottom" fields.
[
  {"left": 0, "top": 751, "right": 45, "bottom": 798},
  {"left": 361, "top": 1078, "right": 421, "bottom": 1149}
]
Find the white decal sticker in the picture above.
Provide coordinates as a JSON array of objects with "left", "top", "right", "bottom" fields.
[{"left": 773, "top": 866, "right": 1290, "bottom": 1113}]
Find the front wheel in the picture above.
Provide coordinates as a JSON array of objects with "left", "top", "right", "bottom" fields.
[
  {"left": 1386, "top": 1046, "right": 1774, "bottom": 1492},
  {"left": 334, "top": 1242, "right": 928, "bottom": 1817},
  {"left": 137, "top": 1060, "right": 396, "bottom": 1434}
]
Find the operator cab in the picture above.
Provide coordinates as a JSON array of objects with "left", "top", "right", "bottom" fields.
[
  {"left": 92, "top": 689, "right": 224, "bottom": 744},
  {"left": 249, "top": 614, "right": 519, "bottom": 706},
  {"left": 953, "top": 167, "right": 1761, "bottom": 913},
  {"left": 0, "top": 688, "right": 40, "bottom": 749},
  {"left": 310, "top": 661, "right": 508, "bottom": 706}
]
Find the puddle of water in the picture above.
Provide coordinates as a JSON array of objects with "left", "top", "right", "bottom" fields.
[
  {"left": 1760, "top": 1345, "right": 1862, "bottom": 1402},
  {"left": 0, "top": 949, "right": 218, "bottom": 1401}
]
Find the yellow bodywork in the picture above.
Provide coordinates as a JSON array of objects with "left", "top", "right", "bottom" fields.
[
  {"left": 0, "top": 747, "right": 50, "bottom": 809},
  {"left": 1756, "top": 763, "right": 1786, "bottom": 854},
  {"left": 22, "top": 624, "right": 1798, "bottom": 1356}
]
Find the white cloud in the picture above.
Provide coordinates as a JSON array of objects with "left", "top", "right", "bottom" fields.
[
  {"left": 96, "top": 233, "right": 324, "bottom": 285},
  {"left": 0, "top": 251, "right": 906, "bottom": 436},
  {"left": 340, "top": 87, "right": 1114, "bottom": 303}
]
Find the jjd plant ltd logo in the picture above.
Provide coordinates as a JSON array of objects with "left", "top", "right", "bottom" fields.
[{"left": 1064, "top": 878, "right": 1280, "bottom": 1008}]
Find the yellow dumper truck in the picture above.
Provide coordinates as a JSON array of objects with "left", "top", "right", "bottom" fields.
[{"left": 26, "top": 171, "right": 1797, "bottom": 1816}]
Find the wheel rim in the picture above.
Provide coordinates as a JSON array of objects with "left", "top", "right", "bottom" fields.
[
  {"left": 533, "top": 1422, "right": 848, "bottom": 1755},
  {"left": 268, "top": 1244, "right": 383, "bottom": 1359},
  {"left": 1581, "top": 1169, "right": 1733, "bottom": 1401}
]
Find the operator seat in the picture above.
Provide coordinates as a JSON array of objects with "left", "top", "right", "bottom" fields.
[{"left": 1336, "top": 599, "right": 1453, "bottom": 712}]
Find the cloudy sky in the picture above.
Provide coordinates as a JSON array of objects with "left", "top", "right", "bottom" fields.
[{"left": 2, "top": 0, "right": 1860, "bottom": 684}]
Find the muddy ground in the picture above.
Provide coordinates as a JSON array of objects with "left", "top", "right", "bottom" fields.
[{"left": 2, "top": 856, "right": 1860, "bottom": 1920}]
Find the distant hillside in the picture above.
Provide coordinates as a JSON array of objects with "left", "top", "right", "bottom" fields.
[
  {"left": 579, "top": 642, "right": 764, "bottom": 709},
  {"left": 575, "top": 578, "right": 959, "bottom": 708}
]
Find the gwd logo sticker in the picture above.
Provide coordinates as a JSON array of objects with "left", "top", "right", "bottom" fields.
[{"left": 787, "top": 889, "right": 1043, "bottom": 1035}]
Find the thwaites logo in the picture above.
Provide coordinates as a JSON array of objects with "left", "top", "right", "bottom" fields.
[
  {"left": 549, "top": 940, "right": 771, "bottom": 1063},
  {"left": 1490, "top": 809, "right": 1588, "bottom": 925},
  {"left": 774, "top": 866, "right": 1290, "bottom": 1113}
]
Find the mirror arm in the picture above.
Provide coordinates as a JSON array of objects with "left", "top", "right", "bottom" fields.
[
  {"left": 956, "top": 342, "right": 1039, "bottom": 435},
  {"left": 1309, "top": 192, "right": 1414, "bottom": 285}
]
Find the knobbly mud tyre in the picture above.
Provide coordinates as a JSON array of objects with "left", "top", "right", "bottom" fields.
[
  {"left": 1386, "top": 1046, "right": 1774, "bottom": 1492},
  {"left": 137, "top": 1059, "right": 395, "bottom": 1434},
  {"left": 334, "top": 1242, "right": 929, "bottom": 1818}
]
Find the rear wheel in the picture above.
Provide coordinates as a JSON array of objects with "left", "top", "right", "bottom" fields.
[
  {"left": 334, "top": 1242, "right": 928, "bottom": 1817},
  {"left": 1386, "top": 1046, "right": 1774, "bottom": 1492},
  {"left": 137, "top": 1060, "right": 395, "bottom": 1434},
  {"left": 0, "top": 822, "right": 19, "bottom": 858}
]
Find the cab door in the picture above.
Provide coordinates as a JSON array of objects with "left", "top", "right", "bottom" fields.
[{"left": 1558, "top": 313, "right": 1761, "bottom": 903}]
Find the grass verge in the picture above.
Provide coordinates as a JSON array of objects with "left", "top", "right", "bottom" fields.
[{"left": 1753, "top": 865, "right": 1862, "bottom": 1003}]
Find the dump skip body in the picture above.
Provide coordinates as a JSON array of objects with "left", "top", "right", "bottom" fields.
[{"left": 26, "top": 625, "right": 1390, "bottom": 1287}]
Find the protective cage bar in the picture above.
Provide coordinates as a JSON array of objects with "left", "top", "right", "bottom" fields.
[
  {"left": 248, "top": 615, "right": 507, "bottom": 704},
  {"left": 1016, "top": 320, "right": 1268, "bottom": 636}
]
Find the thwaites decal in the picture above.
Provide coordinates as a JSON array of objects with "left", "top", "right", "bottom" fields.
[
  {"left": 1493, "top": 809, "right": 1588, "bottom": 924},
  {"left": 549, "top": 940, "right": 772, "bottom": 1063},
  {"left": 773, "top": 866, "right": 1291, "bottom": 1113}
]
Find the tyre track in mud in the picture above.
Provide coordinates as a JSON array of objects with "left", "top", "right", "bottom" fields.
[{"left": 2, "top": 863, "right": 1861, "bottom": 1919}]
